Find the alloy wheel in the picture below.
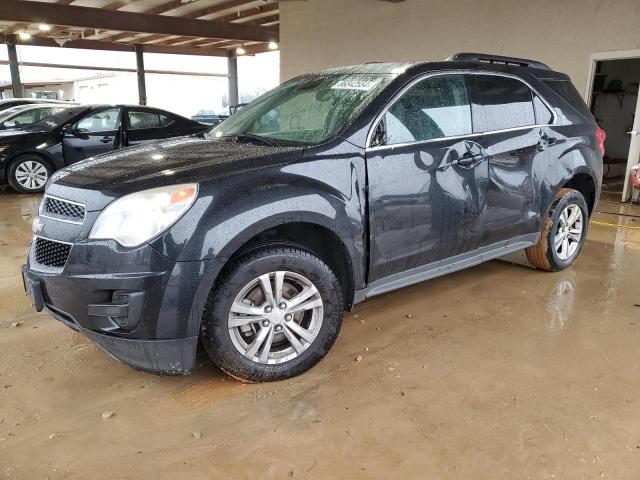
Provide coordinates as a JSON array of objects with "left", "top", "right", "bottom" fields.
[
  {"left": 554, "top": 203, "right": 583, "bottom": 261},
  {"left": 15, "top": 160, "right": 48, "bottom": 190},
  {"left": 227, "top": 270, "right": 324, "bottom": 364}
]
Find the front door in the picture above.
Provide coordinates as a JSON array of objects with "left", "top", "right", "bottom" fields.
[
  {"left": 366, "top": 73, "right": 489, "bottom": 281},
  {"left": 62, "top": 107, "right": 122, "bottom": 164}
]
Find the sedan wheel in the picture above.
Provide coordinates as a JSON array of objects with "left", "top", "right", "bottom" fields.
[{"left": 9, "top": 157, "right": 52, "bottom": 193}]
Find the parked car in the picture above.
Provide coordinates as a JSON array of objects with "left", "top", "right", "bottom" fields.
[
  {"left": 0, "top": 104, "right": 74, "bottom": 130},
  {"left": 22, "top": 53, "right": 603, "bottom": 382},
  {"left": 192, "top": 104, "right": 247, "bottom": 126},
  {"left": 0, "top": 104, "right": 210, "bottom": 192},
  {"left": 191, "top": 109, "right": 227, "bottom": 126},
  {"left": 0, "top": 98, "right": 72, "bottom": 114}
]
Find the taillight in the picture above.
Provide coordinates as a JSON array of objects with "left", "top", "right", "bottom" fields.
[{"left": 596, "top": 127, "right": 606, "bottom": 157}]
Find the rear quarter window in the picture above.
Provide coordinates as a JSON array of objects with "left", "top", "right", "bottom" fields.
[
  {"left": 533, "top": 94, "right": 554, "bottom": 124},
  {"left": 542, "top": 80, "right": 592, "bottom": 118}
]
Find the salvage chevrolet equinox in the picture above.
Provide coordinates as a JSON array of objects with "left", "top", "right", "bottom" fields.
[{"left": 22, "top": 53, "right": 603, "bottom": 382}]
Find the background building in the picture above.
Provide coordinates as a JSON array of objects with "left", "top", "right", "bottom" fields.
[{"left": 280, "top": 0, "right": 640, "bottom": 200}]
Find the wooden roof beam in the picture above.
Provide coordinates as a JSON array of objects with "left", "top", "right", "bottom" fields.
[
  {"left": 3, "top": 34, "right": 232, "bottom": 57},
  {"left": 0, "top": 0, "right": 278, "bottom": 42},
  {"left": 97, "top": 0, "right": 266, "bottom": 42}
]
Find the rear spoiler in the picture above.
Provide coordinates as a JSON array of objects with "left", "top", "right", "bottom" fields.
[{"left": 448, "top": 52, "right": 551, "bottom": 71}]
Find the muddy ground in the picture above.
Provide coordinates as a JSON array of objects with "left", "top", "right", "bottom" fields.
[{"left": 2, "top": 193, "right": 640, "bottom": 479}]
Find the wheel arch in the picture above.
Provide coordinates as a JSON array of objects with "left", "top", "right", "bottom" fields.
[
  {"left": 5, "top": 150, "right": 55, "bottom": 176},
  {"left": 561, "top": 172, "right": 597, "bottom": 216},
  {"left": 214, "top": 220, "right": 356, "bottom": 311}
]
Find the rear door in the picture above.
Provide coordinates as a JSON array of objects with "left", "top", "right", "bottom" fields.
[
  {"left": 62, "top": 107, "right": 123, "bottom": 164},
  {"left": 366, "top": 73, "right": 490, "bottom": 280},
  {"left": 466, "top": 74, "right": 556, "bottom": 246},
  {"left": 123, "top": 108, "right": 192, "bottom": 146}
]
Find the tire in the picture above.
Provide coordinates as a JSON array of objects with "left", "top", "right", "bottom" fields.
[
  {"left": 201, "top": 246, "right": 344, "bottom": 382},
  {"left": 526, "top": 188, "right": 588, "bottom": 271},
  {"left": 7, "top": 155, "right": 53, "bottom": 193}
]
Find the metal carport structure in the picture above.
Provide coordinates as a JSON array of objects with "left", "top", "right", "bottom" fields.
[{"left": 0, "top": 0, "right": 281, "bottom": 105}]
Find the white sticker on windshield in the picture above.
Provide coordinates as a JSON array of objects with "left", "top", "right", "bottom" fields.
[{"left": 331, "top": 78, "right": 381, "bottom": 91}]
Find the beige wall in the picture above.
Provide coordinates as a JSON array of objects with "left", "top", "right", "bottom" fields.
[{"left": 280, "top": 0, "right": 640, "bottom": 97}]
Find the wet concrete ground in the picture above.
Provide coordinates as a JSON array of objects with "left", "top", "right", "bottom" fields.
[{"left": 2, "top": 193, "right": 640, "bottom": 479}]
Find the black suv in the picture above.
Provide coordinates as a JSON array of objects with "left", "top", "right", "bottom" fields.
[{"left": 22, "top": 53, "right": 603, "bottom": 382}]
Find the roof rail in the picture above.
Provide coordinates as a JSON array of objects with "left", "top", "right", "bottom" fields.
[{"left": 448, "top": 52, "right": 551, "bottom": 70}]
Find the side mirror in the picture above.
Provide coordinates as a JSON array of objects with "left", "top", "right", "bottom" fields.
[
  {"left": 62, "top": 124, "right": 75, "bottom": 135},
  {"left": 2, "top": 121, "right": 14, "bottom": 129}
]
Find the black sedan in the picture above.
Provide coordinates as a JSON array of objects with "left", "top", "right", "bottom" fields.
[{"left": 0, "top": 104, "right": 210, "bottom": 192}]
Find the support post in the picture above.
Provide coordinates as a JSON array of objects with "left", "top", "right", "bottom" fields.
[
  {"left": 135, "top": 44, "right": 147, "bottom": 106},
  {"left": 6, "top": 38, "right": 23, "bottom": 99},
  {"left": 227, "top": 56, "right": 238, "bottom": 108}
]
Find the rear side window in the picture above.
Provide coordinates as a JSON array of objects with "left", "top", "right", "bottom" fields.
[
  {"left": 128, "top": 111, "right": 172, "bottom": 130},
  {"left": 468, "top": 75, "right": 536, "bottom": 132},
  {"left": 542, "top": 79, "right": 592, "bottom": 118},
  {"left": 382, "top": 74, "right": 472, "bottom": 145}
]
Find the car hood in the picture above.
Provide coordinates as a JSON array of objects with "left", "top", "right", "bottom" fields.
[
  {"left": 47, "top": 135, "right": 305, "bottom": 209},
  {"left": 0, "top": 128, "right": 36, "bottom": 140}
]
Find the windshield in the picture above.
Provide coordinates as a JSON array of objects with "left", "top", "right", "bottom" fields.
[
  {"left": 0, "top": 106, "right": 30, "bottom": 123},
  {"left": 26, "top": 106, "right": 88, "bottom": 131},
  {"left": 210, "top": 73, "right": 394, "bottom": 146}
]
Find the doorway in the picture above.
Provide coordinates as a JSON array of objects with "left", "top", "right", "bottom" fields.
[{"left": 587, "top": 53, "right": 640, "bottom": 203}]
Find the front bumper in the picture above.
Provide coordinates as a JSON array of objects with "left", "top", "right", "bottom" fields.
[
  {"left": 48, "top": 303, "right": 198, "bottom": 374},
  {"left": 23, "top": 238, "right": 217, "bottom": 375}
]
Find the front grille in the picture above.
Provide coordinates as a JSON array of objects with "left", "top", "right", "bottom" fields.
[
  {"left": 43, "top": 197, "right": 85, "bottom": 223},
  {"left": 34, "top": 237, "right": 71, "bottom": 268}
]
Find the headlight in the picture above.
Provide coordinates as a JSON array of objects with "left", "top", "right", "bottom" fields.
[{"left": 89, "top": 184, "right": 198, "bottom": 247}]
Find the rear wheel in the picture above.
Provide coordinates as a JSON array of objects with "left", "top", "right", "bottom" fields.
[
  {"left": 526, "top": 188, "right": 588, "bottom": 271},
  {"left": 8, "top": 155, "right": 52, "bottom": 193},
  {"left": 201, "top": 246, "right": 343, "bottom": 382}
]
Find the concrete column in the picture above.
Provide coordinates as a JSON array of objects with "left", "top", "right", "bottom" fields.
[
  {"left": 227, "top": 56, "right": 239, "bottom": 108},
  {"left": 6, "top": 39, "right": 23, "bottom": 99},
  {"left": 135, "top": 45, "right": 147, "bottom": 106}
]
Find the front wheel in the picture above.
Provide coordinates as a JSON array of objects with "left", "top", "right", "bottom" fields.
[
  {"left": 7, "top": 155, "right": 53, "bottom": 193},
  {"left": 526, "top": 188, "right": 588, "bottom": 271},
  {"left": 201, "top": 247, "right": 344, "bottom": 382}
]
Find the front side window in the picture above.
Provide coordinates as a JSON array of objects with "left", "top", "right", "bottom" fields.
[
  {"left": 76, "top": 108, "right": 120, "bottom": 133},
  {"left": 211, "top": 73, "right": 395, "bottom": 146},
  {"left": 469, "top": 75, "right": 536, "bottom": 131},
  {"left": 379, "top": 74, "right": 472, "bottom": 146}
]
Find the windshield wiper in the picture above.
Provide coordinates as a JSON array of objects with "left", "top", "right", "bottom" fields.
[{"left": 220, "top": 133, "right": 279, "bottom": 147}]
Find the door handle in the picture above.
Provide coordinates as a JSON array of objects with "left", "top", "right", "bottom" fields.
[
  {"left": 457, "top": 152, "right": 485, "bottom": 167},
  {"left": 100, "top": 136, "right": 113, "bottom": 143}
]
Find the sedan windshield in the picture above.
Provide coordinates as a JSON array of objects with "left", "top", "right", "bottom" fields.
[
  {"left": 26, "top": 106, "right": 89, "bottom": 132},
  {"left": 210, "top": 73, "right": 394, "bottom": 146},
  {"left": 0, "top": 105, "right": 32, "bottom": 122}
]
